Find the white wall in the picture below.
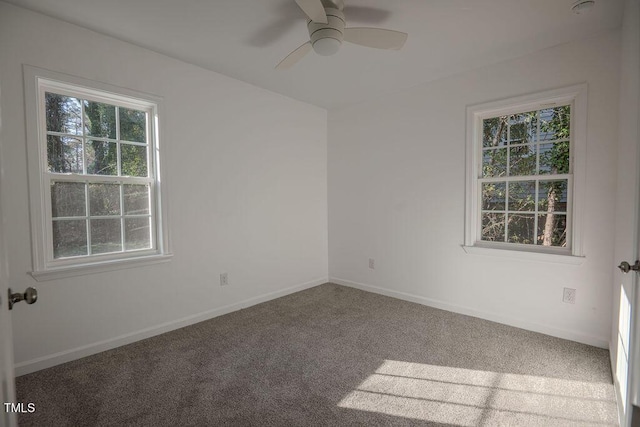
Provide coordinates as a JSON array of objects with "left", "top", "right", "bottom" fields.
[
  {"left": 328, "top": 30, "right": 621, "bottom": 348},
  {"left": 0, "top": 2, "right": 328, "bottom": 375},
  {"left": 610, "top": 0, "right": 640, "bottom": 421}
]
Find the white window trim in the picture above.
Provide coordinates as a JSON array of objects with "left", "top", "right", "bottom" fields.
[
  {"left": 24, "top": 65, "right": 172, "bottom": 281},
  {"left": 463, "top": 84, "right": 587, "bottom": 263}
]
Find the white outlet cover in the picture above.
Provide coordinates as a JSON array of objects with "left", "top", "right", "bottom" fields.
[
  {"left": 368, "top": 258, "right": 375, "bottom": 269},
  {"left": 563, "top": 287, "right": 576, "bottom": 304}
]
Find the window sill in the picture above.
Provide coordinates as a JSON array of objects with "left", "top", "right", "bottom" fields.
[
  {"left": 461, "top": 245, "right": 584, "bottom": 265},
  {"left": 30, "top": 253, "right": 173, "bottom": 282}
]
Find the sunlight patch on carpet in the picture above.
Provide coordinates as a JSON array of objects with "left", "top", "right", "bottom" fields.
[{"left": 338, "top": 360, "right": 618, "bottom": 426}]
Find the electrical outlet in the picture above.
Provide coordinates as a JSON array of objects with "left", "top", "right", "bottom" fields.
[
  {"left": 369, "top": 258, "right": 375, "bottom": 269},
  {"left": 563, "top": 287, "right": 576, "bottom": 304},
  {"left": 220, "top": 273, "right": 229, "bottom": 286}
]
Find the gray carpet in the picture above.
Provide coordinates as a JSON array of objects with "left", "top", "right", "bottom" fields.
[{"left": 16, "top": 283, "right": 618, "bottom": 426}]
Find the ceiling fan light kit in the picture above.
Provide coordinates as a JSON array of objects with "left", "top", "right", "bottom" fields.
[
  {"left": 308, "top": 8, "right": 345, "bottom": 56},
  {"left": 276, "top": 0, "right": 408, "bottom": 69}
]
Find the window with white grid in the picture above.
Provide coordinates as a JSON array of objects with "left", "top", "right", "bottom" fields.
[
  {"left": 480, "top": 106, "right": 571, "bottom": 246},
  {"left": 465, "top": 85, "right": 587, "bottom": 259},
  {"left": 25, "top": 67, "right": 170, "bottom": 279}
]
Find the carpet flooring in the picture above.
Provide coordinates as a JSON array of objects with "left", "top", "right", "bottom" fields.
[{"left": 16, "top": 283, "right": 618, "bottom": 426}]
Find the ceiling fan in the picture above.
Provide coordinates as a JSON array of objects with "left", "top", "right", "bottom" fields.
[{"left": 276, "top": 0, "right": 408, "bottom": 69}]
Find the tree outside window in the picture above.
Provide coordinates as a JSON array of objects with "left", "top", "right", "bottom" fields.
[{"left": 480, "top": 106, "right": 571, "bottom": 247}]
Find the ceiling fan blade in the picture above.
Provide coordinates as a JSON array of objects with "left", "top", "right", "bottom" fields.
[
  {"left": 295, "top": 0, "right": 328, "bottom": 23},
  {"left": 275, "top": 42, "right": 312, "bottom": 70},
  {"left": 343, "top": 28, "right": 408, "bottom": 50}
]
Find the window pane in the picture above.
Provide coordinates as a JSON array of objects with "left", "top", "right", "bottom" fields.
[
  {"left": 538, "top": 180, "right": 568, "bottom": 213},
  {"left": 51, "top": 182, "right": 86, "bottom": 217},
  {"left": 53, "top": 220, "right": 87, "bottom": 258},
  {"left": 86, "top": 140, "right": 118, "bottom": 175},
  {"left": 482, "top": 182, "right": 506, "bottom": 211},
  {"left": 84, "top": 100, "right": 116, "bottom": 139},
  {"left": 537, "top": 214, "right": 567, "bottom": 247},
  {"left": 482, "top": 148, "right": 507, "bottom": 178},
  {"left": 509, "top": 144, "right": 536, "bottom": 176},
  {"left": 121, "top": 144, "right": 148, "bottom": 177},
  {"left": 119, "top": 108, "right": 146, "bottom": 143},
  {"left": 482, "top": 116, "right": 508, "bottom": 148},
  {"left": 508, "top": 181, "right": 535, "bottom": 212},
  {"left": 507, "top": 213, "right": 535, "bottom": 244},
  {"left": 509, "top": 112, "right": 536, "bottom": 145},
  {"left": 45, "top": 93, "right": 82, "bottom": 135},
  {"left": 90, "top": 218, "right": 122, "bottom": 254},
  {"left": 539, "top": 141, "right": 569, "bottom": 174},
  {"left": 539, "top": 105, "right": 570, "bottom": 142},
  {"left": 481, "top": 213, "right": 505, "bottom": 242},
  {"left": 125, "top": 217, "right": 151, "bottom": 250},
  {"left": 89, "top": 183, "right": 121, "bottom": 216},
  {"left": 124, "top": 184, "right": 150, "bottom": 215},
  {"left": 476, "top": 104, "right": 572, "bottom": 249},
  {"left": 47, "top": 135, "right": 83, "bottom": 174}
]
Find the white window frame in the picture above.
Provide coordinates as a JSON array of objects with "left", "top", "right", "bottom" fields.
[
  {"left": 463, "top": 84, "right": 587, "bottom": 264},
  {"left": 24, "top": 66, "right": 171, "bottom": 281}
]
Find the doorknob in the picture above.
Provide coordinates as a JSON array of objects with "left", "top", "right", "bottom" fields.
[
  {"left": 8, "top": 287, "right": 38, "bottom": 310},
  {"left": 618, "top": 260, "right": 640, "bottom": 274}
]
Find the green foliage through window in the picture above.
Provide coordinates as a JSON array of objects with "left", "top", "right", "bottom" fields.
[
  {"left": 45, "top": 92, "right": 148, "bottom": 177},
  {"left": 480, "top": 106, "right": 570, "bottom": 247},
  {"left": 45, "top": 91, "right": 152, "bottom": 259}
]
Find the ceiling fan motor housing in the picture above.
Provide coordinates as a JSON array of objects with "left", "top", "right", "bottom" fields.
[{"left": 307, "top": 8, "right": 345, "bottom": 56}]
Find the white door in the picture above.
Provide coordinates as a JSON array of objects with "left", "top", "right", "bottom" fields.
[
  {"left": 618, "top": 182, "right": 640, "bottom": 425},
  {"left": 612, "top": 1, "right": 640, "bottom": 424},
  {"left": 0, "top": 219, "right": 17, "bottom": 427},
  {"left": 0, "top": 144, "right": 17, "bottom": 426},
  {"left": 615, "top": 254, "right": 638, "bottom": 426},
  {"left": 630, "top": 243, "right": 640, "bottom": 425},
  {"left": 0, "top": 78, "right": 17, "bottom": 425}
]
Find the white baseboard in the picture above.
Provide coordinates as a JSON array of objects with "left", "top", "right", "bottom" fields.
[
  {"left": 330, "top": 277, "right": 609, "bottom": 349},
  {"left": 15, "top": 276, "right": 328, "bottom": 376}
]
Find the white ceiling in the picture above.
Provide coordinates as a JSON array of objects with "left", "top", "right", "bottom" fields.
[{"left": 5, "top": 0, "right": 624, "bottom": 109}]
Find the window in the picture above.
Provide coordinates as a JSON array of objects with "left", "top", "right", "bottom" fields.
[
  {"left": 25, "top": 67, "right": 170, "bottom": 279},
  {"left": 464, "top": 85, "right": 587, "bottom": 260}
]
